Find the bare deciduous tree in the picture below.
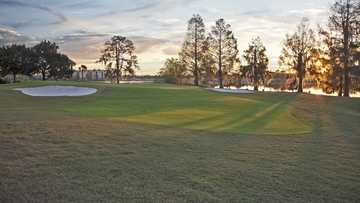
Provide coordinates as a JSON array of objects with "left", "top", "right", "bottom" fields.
[{"left": 279, "top": 18, "right": 319, "bottom": 93}]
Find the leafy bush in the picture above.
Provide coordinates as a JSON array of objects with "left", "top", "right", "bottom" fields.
[
  {"left": 0, "top": 77, "right": 8, "bottom": 84},
  {"left": 162, "top": 75, "right": 177, "bottom": 84}
]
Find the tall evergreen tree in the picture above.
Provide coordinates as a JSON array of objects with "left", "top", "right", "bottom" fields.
[
  {"left": 319, "top": 29, "right": 345, "bottom": 96},
  {"left": 327, "top": 0, "right": 360, "bottom": 97},
  {"left": 180, "top": 14, "right": 206, "bottom": 86},
  {"left": 201, "top": 36, "right": 217, "bottom": 86},
  {"left": 209, "top": 18, "right": 239, "bottom": 89},
  {"left": 243, "top": 37, "right": 269, "bottom": 91}
]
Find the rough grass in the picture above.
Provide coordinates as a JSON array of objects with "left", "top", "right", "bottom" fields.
[{"left": 0, "top": 81, "right": 359, "bottom": 202}]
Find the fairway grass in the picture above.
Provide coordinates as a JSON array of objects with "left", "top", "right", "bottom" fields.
[
  {"left": 61, "top": 82, "right": 312, "bottom": 135},
  {"left": 1, "top": 81, "right": 360, "bottom": 202}
]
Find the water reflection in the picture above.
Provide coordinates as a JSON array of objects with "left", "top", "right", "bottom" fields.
[{"left": 215, "top": 86, "right": 360, "bottom": 98}]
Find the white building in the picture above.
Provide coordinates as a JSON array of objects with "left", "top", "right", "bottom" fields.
[{"left": 72, "top": 70, "right": 106, "bottom": 81}]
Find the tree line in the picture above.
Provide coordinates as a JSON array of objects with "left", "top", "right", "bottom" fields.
[
  {"left": 160, "top": 16, "right": 246, "bottom": 89},
  {"left": 0, "top": 35, "right": 141, "bottom": 84},
  {"left": 0, "top": 41, "right": 76, "bottom": 82},
  {"left": 160, "top": 0, "right": 360, "bottom": 97}
]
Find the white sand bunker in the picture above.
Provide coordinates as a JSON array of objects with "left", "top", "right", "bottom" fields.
[
  {"left": 15, "top": 86, "right": 97, "bottom": 97},
  {"left": 208, "top": 88, "right": 254, "bottom": 94}
]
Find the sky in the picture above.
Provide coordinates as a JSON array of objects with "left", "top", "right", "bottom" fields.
[{"left": 0, "top": 0, "right": 334, "bottom": 75}]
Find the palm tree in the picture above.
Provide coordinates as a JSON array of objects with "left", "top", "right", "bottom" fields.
[{"left": 79, "top": 65, "right": 87, "bottom": 80}]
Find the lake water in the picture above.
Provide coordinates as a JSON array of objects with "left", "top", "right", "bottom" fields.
[{"left": 216, "top": 85, "right": 360, "bottom": 98}]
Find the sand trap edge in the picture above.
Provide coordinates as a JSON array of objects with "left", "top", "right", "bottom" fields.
[{"left": 15, "top": 86, "right": 98, "bottom": 97}]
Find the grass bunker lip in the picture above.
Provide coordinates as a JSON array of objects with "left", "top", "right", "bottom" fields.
[{"left": 15, "top": 85, "right": 97, "bottom": 97}]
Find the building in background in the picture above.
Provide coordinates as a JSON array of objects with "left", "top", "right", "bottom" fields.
[{"left": 72, "top": 69, "right": 106, "bottom": 81}]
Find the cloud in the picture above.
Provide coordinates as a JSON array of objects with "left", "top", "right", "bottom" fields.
[
  {"left": 122, "top": 1, "right": 160, "bottom": 13},
  {"left": 60, "top": 1, "right": 100, "bottom": 9},
  {"left": 0, "top": 0, "right": 67, "bottom": 24},
  {"left": 6, "top": 20, "right": 36, "bottom": 29},
  {"left": 0, "top": 0, "right": 333, "bottom": 74},
  {"left": 0, "top": 26, "right": 36, "bottom": 46},
  {"left": 95, "top": 0, "right": 201, "bottom": 18},
  {"left": 130, "top": 36, "right": 172, "bottom": 54},
  {"left": 53, "top": 32, "right": 176, "bottom": 69},
  {"left": 56, "top": 30, "right": 110, "bottom": 42},
  {"left": 162, "top": 46, "right": 179, "bottom": 55},
  {"left": 239, "top": 9, "right": 272, "bottom": 16},
  {"left": 96, "top": 0, "right": 161, "bottom": 17}
]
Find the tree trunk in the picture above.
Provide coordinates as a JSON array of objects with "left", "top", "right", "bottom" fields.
[
  {"left": 254, "top": 70, "right": 259, "bottom": 91},
  {"left": 343, "top": 55, "right": 350, "bottom": 97},
  {"left": 297, "top": 54, "right": 304, "bottom": 93},
  {"left": 116, "top": 67, "right": 120, "bottom": 84},
  {"left": 253, "top": 51, "right": 258, "bottom": 91},
  {"left": 218, "top": 32, "right": 224, "bottom": 89},
  {"left": 12, "top": 72, "right": 16, "bottom": 83},
  {"left": 115, "top": 45, "right": 120, "bottom": 85},
  {"left": 298, "top": 74, "right": 303, "bottom": 93},
  {"left": 343, "top": 0, "right": 351, "bottom": 97},
  {"left": 338, "top": 72, "right": 343, "bottom": 96},
  {"left": 42, "top": 70, "right": 46, "bottom": 81},
  {"left": 344, "top": 68, "right": 350, "bottom": 97},
  {"left": 194, "top": 24, "right": 199, "bottom": 86},
  {"left": 119, "top": 59, "right": 123, "bottom": 84},
  {"left": 298, "top": 62, "right": 304, "bottom": 93},
  {"left": 237, "top": 74, "right": 241, "bottom": 88}
]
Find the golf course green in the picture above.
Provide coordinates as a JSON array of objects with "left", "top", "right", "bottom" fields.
[{"left": 1, "top": 81, "right": 359, "bottom": 202}]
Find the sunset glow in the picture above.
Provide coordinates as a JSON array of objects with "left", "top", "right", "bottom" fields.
[{"left": 0, "top": 0, "right": 333, "bottom": 74}]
